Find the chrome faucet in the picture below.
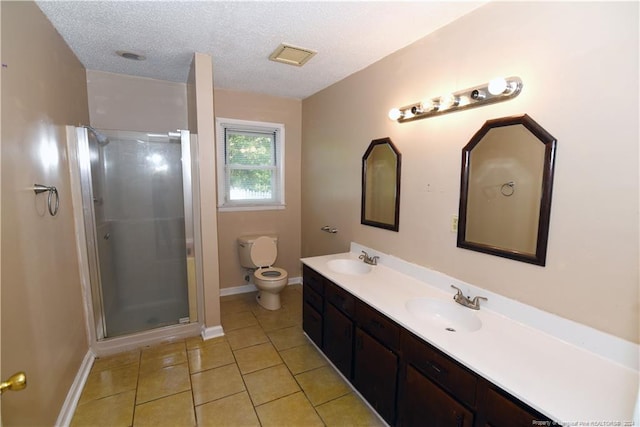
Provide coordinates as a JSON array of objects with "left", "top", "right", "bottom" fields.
[
  {"left": 451, "top": 285, "right": 487, "bottom": 310},
  {"left": 359, "top": 251, "right": 379, "bottom": 265}
]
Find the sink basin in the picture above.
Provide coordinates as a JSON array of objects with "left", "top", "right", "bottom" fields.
[
  {"left": 327, "top": 259, "right": 373, "bottom": 275},
  {"left": 405, "top": 298, "right": 482, "bottom": 332}
]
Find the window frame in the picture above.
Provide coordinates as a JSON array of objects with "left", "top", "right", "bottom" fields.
[{"left": 215, "top": 117, "right": 285, "bottom": 212}]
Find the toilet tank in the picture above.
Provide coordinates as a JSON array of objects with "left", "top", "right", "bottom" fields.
[{"left": 237, "top": 235, "right": 278, "bottom": 269}]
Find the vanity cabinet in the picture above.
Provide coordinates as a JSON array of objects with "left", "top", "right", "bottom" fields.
[
  {"left": 475, "top": 379, "right": 550, "bottom": 427},
  {"left": 401, "top": 364, "right": 474, "bottom": 427},
  {"left": 301, "top": 265, "right": 554, "bottom": 427},
  {"left": 398, "top": 330, "right": 476, "bottom": 426},
  {"left": 353, "top": 299, "right": 400, "bottom": 425},
  {"left": 302, "top": 266, "right": 324, "bottom": 348},
  {"left": 323, "top": 281, "right": 355, "bottom": 378}
]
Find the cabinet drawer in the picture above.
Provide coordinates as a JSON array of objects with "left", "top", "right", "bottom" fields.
[
  {"left": 355, "top": 301, "right": 399, "bottom": 350},
  {"left": 325, "top": 280, "right": 355, "bottom": 317},
  {"left": 303, "top": 265, "right": 324, "bottom": 295},
  {"left": 303, "top": 283, "right": 323, "bottom": 313},
  {"left": 401, "top": 331, "right": 477, "bottom": 408}
]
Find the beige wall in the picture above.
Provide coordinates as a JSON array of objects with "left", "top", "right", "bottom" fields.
[
  {"left": 85, "top": 71, "right": 302, "bottom": 315},
  {"left": 302, "top": 2, "right": 639, "bottom": 343},
  {"left": 1, "top": 2, "right": 90, "bottom": 424},
  {"left": 87, "top": 70, "right": 188, "bottom": 133},
  {"left": 214, "top": 89, "right": 302, "bottom": 289}
]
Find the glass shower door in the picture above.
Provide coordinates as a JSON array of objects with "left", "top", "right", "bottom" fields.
[{"left": 79, "top": 128, "right": 195, "bottom": 338}]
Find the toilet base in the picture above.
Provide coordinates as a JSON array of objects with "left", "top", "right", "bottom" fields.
[{"left": 256, "top": 290, "right": 281, "bottom": 310}]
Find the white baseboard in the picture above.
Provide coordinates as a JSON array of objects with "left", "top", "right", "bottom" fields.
[
  {"left": 56, "top": 350, "right": 95, "bottom": 427},
  {"left": 220, "top": 283, "right": 257, "bottom": 296},
  {"left": 201, "top": 325, "right": 225, "bottom": 341},
  {"left": 219, "top": 276, "right": 302, "bottom": 297}
]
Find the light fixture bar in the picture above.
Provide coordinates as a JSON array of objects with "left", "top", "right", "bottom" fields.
[{"left": 388, "top": 77, "right": 523, "bottom": 123}]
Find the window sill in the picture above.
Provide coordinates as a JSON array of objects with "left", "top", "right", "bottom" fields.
[{"left": 217, "top": 204, "right": 286, "bottom": 213}]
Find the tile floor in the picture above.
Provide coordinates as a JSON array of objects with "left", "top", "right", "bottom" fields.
[{"left": 71, "top": 285, "right": 385, "bottom": 426}]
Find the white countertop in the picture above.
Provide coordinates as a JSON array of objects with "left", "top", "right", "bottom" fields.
[{"left": 301, "top": 246, "right": 639, "bottom": 424}]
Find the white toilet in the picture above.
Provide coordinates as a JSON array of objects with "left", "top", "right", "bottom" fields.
[{"left": 237, "top": 235, "right": 288, "bottom": 310}]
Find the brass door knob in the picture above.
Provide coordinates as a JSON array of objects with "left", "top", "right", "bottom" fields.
[{"left": 0, "top": 372, "right": 27, "bottom": 394}]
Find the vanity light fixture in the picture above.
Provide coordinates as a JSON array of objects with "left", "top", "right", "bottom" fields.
[{"left": 388, "top": 76, "right": 523, "bottom": 123}]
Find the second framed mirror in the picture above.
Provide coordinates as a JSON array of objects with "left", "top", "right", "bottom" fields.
[{"left": 458, "top": 114, "right": 557, "bottom": 266}]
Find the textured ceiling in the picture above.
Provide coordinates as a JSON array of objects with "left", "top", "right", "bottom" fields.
[{"left": 36, "top": 1, "right": 486, "bottom": 100}]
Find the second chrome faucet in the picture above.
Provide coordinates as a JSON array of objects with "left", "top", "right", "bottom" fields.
[{"left": 451, "top": 285, "right": 487, "bottom": 310}]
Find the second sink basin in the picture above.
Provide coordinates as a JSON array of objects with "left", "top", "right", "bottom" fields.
[
  {"left": 327, "top": 259, "right": 372, "bottom": 275},
  {"left": 405, "top": 298, "right": 482, "bottom": 332}
]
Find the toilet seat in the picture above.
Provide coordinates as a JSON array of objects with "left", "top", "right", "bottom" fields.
[{"left": 254, "top": 267, "right": 288, "bottom": 282}]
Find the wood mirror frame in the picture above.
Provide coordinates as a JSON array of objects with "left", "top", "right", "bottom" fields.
[
  {"left": 457, "top": 114, "right": 557, "bottom": 266},
  {"left": 361, "top": 137, "right": 401, "bottom": 231}
]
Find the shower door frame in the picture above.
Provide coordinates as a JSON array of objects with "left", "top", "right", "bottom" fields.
[{"left": 68, "top": 126, "right": 204, "bottom": 355}]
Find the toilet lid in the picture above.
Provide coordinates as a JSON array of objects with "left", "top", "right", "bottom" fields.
[{"left": 250, "top": 236, "right": 277, "bottom": 267}]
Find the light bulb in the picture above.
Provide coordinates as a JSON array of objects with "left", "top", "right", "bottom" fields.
[
  {"left": 488, "top": 77, "right": 508, "bottom": 95},
  {"left": 458, "top": 95, "right": 470, "bottom": 107},
  {"left": 388, "top": 108, "right": 402, "bottom": 121},
  {"left": 421, "top": 99, "right": 435, "bottom": 112},
  {"left": 439, "top": 94, "right": 459, "bottom": 110},
  {"left": 403, "top": 109, "right": 415, "bottom": 119}
]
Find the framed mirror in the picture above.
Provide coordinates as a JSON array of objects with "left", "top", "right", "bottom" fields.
[
  {"left": 457, "top": 114, "right": 557, "bottom": 266},
  {"left": 361, "top": 137, "right": 401, "bottom": 231}
]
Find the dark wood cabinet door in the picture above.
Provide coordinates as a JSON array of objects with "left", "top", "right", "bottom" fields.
[
  {"left": 353, "top": 327, "right": 398, "bottom": 425},
  {"left": 323, "top": 302, "right": 354, "bottom": 379},
  {"left": 482, "top": 386, "right": 549, "bottom": 427},
  {"left": 401, "top": 364, "right": 473, "bottom": 427},
  {"left": 302, "top": 300, "right": 323, "bottom": 348}
]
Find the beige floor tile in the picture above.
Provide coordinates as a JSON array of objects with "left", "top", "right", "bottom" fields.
[
  {"left": 266, "top": 325, "right": 308, "bottom": 351},
  {"left": 191, "top": 363, "right": 245, "bottom": 406},
  {"left": 243, "top": 364, "right": 300, "bottom": 406},
  {"left": 234, "top": 342, "right": 282, "bottom": 374},
  {"left": 221, "top": 309, "right": 258, "bottom": 331},
  {"left": 249, "top": 302, "right": 273, "bottom": 316},
  {"left": 279, "top": 342, "right": 327, "bottom": 374},
  {"left": 255, "top": 309, "right": 299, "bottom": 332},
  {"left": 71, "top": 390, "right": 135, "bottom": 427},
  {"left": 79, "top": 363, "right": 139, "bottom": 404},
  {"left": 255, "top": 391, "right": 324, "bottom": 427},
  {"left": 136, "top": 363, "right": 191, "bottom": 404},
  {"left": 315, "top": 393, "right": 385, "bottom": 427},
  {"left": 92, "top": 350, "right": 140, "bottom": 373},
  {"left": 187, "top": 339, "right": 235, "bottom": 373},
  {"left": 140, "top": 341, "right": 186, "bottom": 362},
  {"left": 195, "top": 391, "right": 260, "bottom": 427},
  {"left": 185, "top": 334, "right": 227, "bottom": 350},
  {"left": 225, "top": 324, "right": 270, "bottom": 350},
  {"left": 220, "top": 294, "right": 257, "bottom": 315},
  {"left": 296, "top": 365, "right": 351, "bottom": 406},
  {"left": 133, "top": 390, "right": 195, "bottom": 427},
  {"left": 139, "top": 347, "right": 187, "bottom": 374},
  {"left": 280, "top": 286, "right": 302, "bottom": 305}
]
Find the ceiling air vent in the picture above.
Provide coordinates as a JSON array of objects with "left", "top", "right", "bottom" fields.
[{"left": 269, "top": 43, "right": 316, "bottom": 67}]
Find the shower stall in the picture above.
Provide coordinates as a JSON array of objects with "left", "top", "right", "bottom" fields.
[{"left": 71, "top": 127, "right": 201, "bottom": 346}]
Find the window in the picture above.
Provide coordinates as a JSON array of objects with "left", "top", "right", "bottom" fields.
[{"left": 216, "top": 118, "right": 285, "bottom": 211}]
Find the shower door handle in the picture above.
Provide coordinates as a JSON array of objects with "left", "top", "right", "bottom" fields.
[{"left": 103, "top": 233, "right": 110, "bottom": 240}]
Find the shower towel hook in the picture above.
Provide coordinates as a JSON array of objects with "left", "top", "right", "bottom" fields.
[{"left": 33, "top": 184, "right": 59, "bottom": 216}]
